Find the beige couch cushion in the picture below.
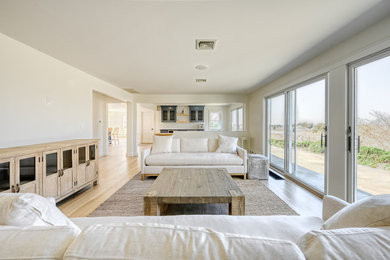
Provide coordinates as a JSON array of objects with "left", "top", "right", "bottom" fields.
[
  {"left": 71, "top": 215, "right": 323, "bottom": 243},
  {"left": 181, "top": 137, "right": 208, "bottom": 152},
  {"left": 145, "top": 152, "right": 243, "bottom": 166},
  {"left": 216, "top": 135, "right": 238, "bottom": 153},
  {"left": 0, "top": 226, "right": 79, "bottom": 260},
  {"left": 299, "top": 227, "right": 390, "bottom": 260},
  {"left": 322, "top": 194, "right": 390, "bottom": 229},
  {"left": 64, "top": 223, "right": 305, "bottom": 260},
  {"left": 151, "top": 135, "right": 173, "bottom": 154},
  {"left": 171, "top": 138, "right": 180, "bottom": 152},
  {"left": 208, "top": 138, "right": 219, "bottom": 152}
]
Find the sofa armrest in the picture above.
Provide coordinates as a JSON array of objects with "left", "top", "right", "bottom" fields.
[
  {"left": 236, "top": 146, "right": 248, "bottom": 173},
  {"left": 322, "top": 195, "right": 350, "bottom": 221},
  {"left": 141, "top": 147, "right": 151, "bottom": 173}
]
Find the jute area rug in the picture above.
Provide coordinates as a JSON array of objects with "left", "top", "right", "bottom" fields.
[{"left": 89, "top": 173, "right": 298, "bottom": 217}]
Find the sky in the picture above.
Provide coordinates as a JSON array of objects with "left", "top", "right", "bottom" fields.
[
  {"left": 357, "top": 55, "right": 390, "bottom": 120},
  {"left": 269, "top": 54, "right": 390, "bottom": 125}
]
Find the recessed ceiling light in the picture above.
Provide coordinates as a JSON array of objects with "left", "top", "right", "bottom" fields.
[
  {"left": 195, "top": 65, "right": 208, "bottom": 70},
  {"left": 196, "top": 40, "right": 217, "bottom": 50},
  {"left": 195, "top": 79, "right": 207, "bottom": 83}
]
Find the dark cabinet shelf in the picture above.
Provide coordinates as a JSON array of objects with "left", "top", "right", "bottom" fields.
[
  {"left": 189, "top": 106, "right": 205, "bottom": 122},
  {"left": 161, "top": 106, "right": 177, "bottom": 122}
]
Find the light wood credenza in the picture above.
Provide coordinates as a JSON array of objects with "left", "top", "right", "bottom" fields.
[{"left": 0, "top": 139, "right": 99, "bottom": 202}]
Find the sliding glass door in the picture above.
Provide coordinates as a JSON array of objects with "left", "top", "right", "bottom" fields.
[
  {"left": 349, "top": 51, "right": 390, "bottom": 201},
  {"left": 266, "top": 77, "right": 327, "bottom": 193},
  {"left": 267, "top": 94, "right": 285, "bottom": 171}
]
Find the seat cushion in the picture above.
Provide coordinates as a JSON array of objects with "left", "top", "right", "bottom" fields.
[
  {"left": 0, "top": 225, "right": 79, "bottom": 260},
  {"left": 145, "top": 152, "right": 243, "bottom": 166},
  {"left": 71, "top": 215, "right": 324, "bottom": 243},
  {"left": 64, "top": 223, "right": 305, "bottom": 260}
]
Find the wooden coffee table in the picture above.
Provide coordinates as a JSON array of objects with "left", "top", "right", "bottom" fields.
[{"left": 143, "top": 168, "right": 245, "bottom": 216}]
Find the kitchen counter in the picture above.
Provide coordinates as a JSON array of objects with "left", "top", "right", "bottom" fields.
[{"left": 160, "top": 129, "right": 205, "bottom": 133}]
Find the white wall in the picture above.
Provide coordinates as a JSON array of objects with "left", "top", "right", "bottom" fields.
[
  {"left": 248, "top": 16, "right": 390, "bottom": 200},
  {"left": 0, "top": 33, "right": 134, "bottom": 148}
]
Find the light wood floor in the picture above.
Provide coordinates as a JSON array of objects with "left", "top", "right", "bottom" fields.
[{"left": 59, "top": 140, "right": 322, "bottom": 218}]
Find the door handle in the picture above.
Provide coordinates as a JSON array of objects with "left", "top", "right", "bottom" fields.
[
  {"left": 357, "top": 136, "right": 361, "bottom": 153},
  {"left": 321, "top": 133, "right": 323, "bottom": 147}
]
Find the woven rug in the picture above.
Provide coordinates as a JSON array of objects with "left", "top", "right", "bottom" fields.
[{"left": 89, "top": 173, "right": 298, "bottom": 216}]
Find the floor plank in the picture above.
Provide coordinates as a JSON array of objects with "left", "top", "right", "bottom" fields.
[{"left": 59, "top": 141, "right": 322, "bottom": 218}]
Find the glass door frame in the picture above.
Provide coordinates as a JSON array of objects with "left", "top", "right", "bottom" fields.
[
  {"left": 266, "top": 92, "right": 287, "bottom": 173},
  {"left": 265, "top": 74, "right": 329, "bottom": 195},
  {"left": 347, "top": 48, "right": 390, "bottom": 202}
]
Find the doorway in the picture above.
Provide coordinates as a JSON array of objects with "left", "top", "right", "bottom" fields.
[
  {"left": 107, "top": 103, "right": 127, "bottom": 149},
  {"left": 141, "top": 112, "right": 154, "bottom": 143}
]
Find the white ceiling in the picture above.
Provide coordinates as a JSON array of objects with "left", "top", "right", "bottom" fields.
[{"left": 0, "top": 0, "right": 389, "bottom": 94}]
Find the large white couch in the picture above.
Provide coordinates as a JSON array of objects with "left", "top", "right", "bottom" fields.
[
  {"left": 1, "top": 193, "right": 390, "bottom": 259},
  {"left": 141, "top": 136, "right": 248, "bottom": 180}
]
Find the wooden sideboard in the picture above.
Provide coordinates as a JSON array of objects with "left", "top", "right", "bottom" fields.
[{"left": 0, "top": 139, "right": 99, "bottom": 202}]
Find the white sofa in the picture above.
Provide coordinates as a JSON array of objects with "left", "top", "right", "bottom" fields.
[
  {"left": 141, "top": 137, "right": 248, "bottom": 180},
  {"left": 1, "top": 193, "right": 390, "bottom": 259}
]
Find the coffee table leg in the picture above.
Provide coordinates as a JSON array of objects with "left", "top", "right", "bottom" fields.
[
  {"left": 144, "top": 197, "right": 158, "bottom": 216},
  {"left": 229, "top": 196, "right": 245, "bottom": 215}
]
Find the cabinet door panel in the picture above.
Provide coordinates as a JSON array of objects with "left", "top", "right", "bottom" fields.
[
  {"left": 60, "top": 169, "right": 73, "bottom": 196},
  {"left": 77, "top": 165, "right": 86, "bottom": 187},
  {"left": 44, "top": 174, "right": 59, "bottom": 198},
  {"left": 86, "top": 161, "right": 96, "bottom": 182},
  {"left": 43, "top": 150, "right": 60, "bottom": 198},
  {"left": 0, "top": 159, "right": 14, "bottom": 193},
  {"left": 19, "top": 181, "right": 38, "bottom": 193},
  {"left": 16, "top": 154, "right": 40, "bottom": 195}
]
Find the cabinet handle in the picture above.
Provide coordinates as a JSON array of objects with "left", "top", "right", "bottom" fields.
[
  {"left": 16, "top": 184, "right": 20, "bottom": 193},
  {"left": 11, "top": 185, "right": 15, "bottom": 193}
]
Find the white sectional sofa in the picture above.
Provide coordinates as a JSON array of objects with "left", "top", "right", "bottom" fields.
[
  {"left": 141, "top": 136, "right": 248, "bottom": 180},
  {"left": 1, "top": 193, "right": 390, "bottom": 259}
]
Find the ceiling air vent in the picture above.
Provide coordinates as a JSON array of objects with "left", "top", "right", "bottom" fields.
[
  {"left": 196, "top": 40, "right": 216, "bottom": 50},
  {"left": 195, "top": 79, "right": 207, "bottom": 83}
]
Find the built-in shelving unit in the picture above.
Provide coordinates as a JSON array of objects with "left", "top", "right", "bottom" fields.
[{"left": 0, "top": 139, "right": 99, "bottom": 202}]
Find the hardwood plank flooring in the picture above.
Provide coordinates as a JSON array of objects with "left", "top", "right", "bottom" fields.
[{"left": 59, "top": 141, "right": 322, "bottom": 218}]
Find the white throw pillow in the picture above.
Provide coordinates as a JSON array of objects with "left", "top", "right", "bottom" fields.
[
  {"left": 64, "top": 223, "right": 305, "bottom": 260},
  {"left": 216, "top": 135, "right": 238, "bottom": 153},
  {"left": 298, "top": 227, "right": 390, "bottom": 260},
  {"left": 180, "top": 138, "right": 208, "bottom": 153},
  {"left": 151, "top": 135, "right": 173, "bottom": 154},
  {"left": 0, "top": 193, "right": 80, "bottom": 231},
  {"left": 208, "top": 138, "right": 219, "bottom": 152},
  {"left": 322, "top": 194, "right": 390, "bottom": 229},
  {"left": 171, "top": 138, "right": 180, "bottom": 153},
  {"left": 0, "top": 225, "right": 79, "bottom": 260}
]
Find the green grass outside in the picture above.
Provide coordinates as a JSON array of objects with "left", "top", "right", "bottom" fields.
[{"left": 270, "top": 139, "right": 390, "bottom": 170}]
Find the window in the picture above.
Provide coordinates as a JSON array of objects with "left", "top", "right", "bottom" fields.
[
  {"left": 349, "top": 50, "right": 390, "bottom": 201},
  {"left": 231, "top": 107, "right": 244, "bottom": 131},
  {"left": 266, "top": 77, "right": 328, "bottom": 193},
  {"left": 209, "top": 111, "right": 222, "bottom": 131}
]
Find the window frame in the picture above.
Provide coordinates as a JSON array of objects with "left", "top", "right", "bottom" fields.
[
  {"left": 231, "top": 106, "right": 244, "bottom": 131},
  {"left": 208, "top": 110, "right": 223, "bottom": 131},
  {"left": 347, "top": 48, "right": 390, "bottom": 202}
]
